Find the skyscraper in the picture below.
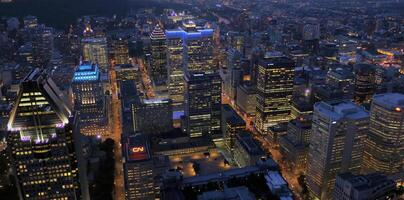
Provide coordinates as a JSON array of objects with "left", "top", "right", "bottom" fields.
[
  {"left": 353, "top": 63, "right": 375, "bottom": 105},
  {"left": 333, "top": 172, "right": 396, "bottom": 200},
  {"left": 7, "top": 69, "right": 83, "bottom": 200},
  {"left": 363, "top": 93, "right": 404, "bottom": 177},
  {"left": 111, "top": 38, "right": 130, "bottom": 65},
  {"left": 254, "top": 56, "right": 295, "bottom": 134},
  {"left": 181, "top": 21, "right": 214, "bottom": 73},
  {"left": 150, "top": 24, "right": 168, "bottom": 86},
  {"left": 184, "top": 72, "right": 221, "bottom": 138},
  {"left": 30, "top": 25, "right": 54, "bottom": 68},
  {"left": 81, "top": 37, "right": 109, "bottom": 70},
  {"left": 166, "top": 28, "right": 185, "bottom": 110},
  {"left": 166, "top": 22, "right": 215, "bottom": 112},
  {"left": 306, "top": 100, "right": 369, "bottom": 200},
  {"left": 279, "top": 117, "right": 312, "bottom": 174},
  {"left": 71, "top": 63, "right": 110, "bottom": 136},
  {"left": 132, "top": 98, "right": 173, "bottom": 135}
]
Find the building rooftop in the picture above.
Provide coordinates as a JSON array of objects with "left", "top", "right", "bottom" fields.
[
  {"left": 166, "top": 27, "right": 213, "bottom": 40},
  {"left": 258, "top": 56, "right": 295, "bottom": 69},
  {"left": 337, "top": 172, "right": 396, "bottom": 193},
  {"left": 236, "top": 132, "right": 265, "bottom": 156},
  {"left": 315, "top": 100, "right": 369, "bottom": 121},
  {"left": 223, "top": 104, "right": 245, "bottom": 126},
  {"left": 197, "top": 186, "right": 255, "bottom": 200},
  {"left": 150, "top": 24, "right": 166, "bottom": 40},
  {"left": 123, "top": 133, "right": 151, "bottom": 162},
  {"left": 372, "top": 93, "right": 404, "bottom": 111},
  {"left": 72, "top": 63, "right": 100, "bottom": 82},
  {"left": 265, "top": 171, "right": 287, "bottom": 188},
  {"left": 182, "top": 158, "right": 278, "bottom": 186}
]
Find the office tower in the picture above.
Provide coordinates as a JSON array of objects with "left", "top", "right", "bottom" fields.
[
  {"left": 184, "top": 72, "right": 221, "bottom": 138},
  {"left": 123, "top": 134, "right": 169, "bottom": 200},
  {"left": 222, "top": 105, "right": 246, "bottom": 152},
  {"left": 302, "top": 19, "right": 320, "bottom": 54},
  {"left": 333, "top": 172, "right": 396, "bottom": 200},
  {"left": 23, "top": 15, "right": 38, "bottom": 29},
  {"left": 290, "top": 96, "right": 313, "bottom": 119},
  {"left": 233, "top": 131, "right": 266, "bottom": 167},
  {"left": 166, "top": 22, "right": 214, "bottom": 111},
  {"left": 223, "top": 49, "right": 243, "bottom": 100},
  {"left": 133, "top": 98, "right": 173, "bottom": 135},
  {"left": 120, "top": 80, "right": 141, "bottom": 136},
  {"left": 150, "top": 24, "right": 168, "bottom": 86},
  {"left": 7, "top": 69, "right": 82, "bottom": 200},
  {"left": 226, "top": 31, "right": 245, "bottom": 55},
  {"left": 115, "top": 64, "right": 139, "bottom": 82},
  {"left": 182, "top": 21, "right": 214, "bottom": 73},
  {"left": 71, "top": 63, "right": 110, "bottom": 136},
  {"left": 306, "top": 101, "right": 369, "bottom": 200},
  {"left": 254, "top": 56, "right": 295, "bottom": 134},
  {"left": 236, "top": 84, "right": 257, "bottom": 116},
  {"left": 267, "top": 122, "right": 288, "bottom": 145},
  {"left": 166, "top": 28, "right": 185, "bottom": 110},
  {"left": 363, "top": 93, "right": 404, "bottom": 177},
  {"left": 279, "top": 117, "right": 312, "bottom": 174},
  {"left": 353, "top": 63, "right": 375, "bottom": 105},
  {"left": 302, "top": 20, "right": 320, "bottom": 41},
  {"left": 111, "top": 38, "right": 130, "bottom": 65},
  {"left": 81, "top": 37, "right": 109, "bottom": 70},
  {"left": 326, "top": 67, "right": 354, "bottom": 99},
  {"left": 31, "top": 25, "right": 54, "bottom": 68}
]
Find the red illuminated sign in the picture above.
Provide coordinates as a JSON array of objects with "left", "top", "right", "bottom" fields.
[
  {"left": 131, "top": 146, "right": 144, "bottom": 153},
  {"left": 127, "top": 145, "right": 149, "bottom": 161}
]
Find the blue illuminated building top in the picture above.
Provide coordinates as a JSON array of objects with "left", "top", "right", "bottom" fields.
[
  {"left": 166, "top": 27, "right": 214, "bottom": 40},
  {"left": 72, "top": 63, "right": 100, "bottom": 82}
]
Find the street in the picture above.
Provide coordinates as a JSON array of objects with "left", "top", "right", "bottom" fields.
[{"left": 109, "top": 63, "right": 125, "bottom": 200}]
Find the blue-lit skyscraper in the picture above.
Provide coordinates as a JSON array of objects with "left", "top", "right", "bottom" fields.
[
  {"left": 166, "top": 21, "right": 215, "bottom": 113},
  {"left": 72, "top": 63, "right": 110, "bottom": 136}
]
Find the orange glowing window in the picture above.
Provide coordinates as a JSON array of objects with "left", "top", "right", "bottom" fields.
[{"left": 395, "top": 107, "right": 401, "bottom": 112}]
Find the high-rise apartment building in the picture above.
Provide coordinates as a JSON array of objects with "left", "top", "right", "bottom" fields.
[
  {"left": 81, "top": 37, "right": 109, "bottom": 70},
  {"left": 184, "top": 72, "right": 221, "bottom": 138},
  {"left": 254, "top": 56, "right": 295, "bottom": 134},
  {"left": 150, "top": 24, "right": 168, "bottom": 86},
  {"left": 363, "top": 93, "right": 404, "bottom": 177},
  {"left": 306, "top": 100, "right": 369, "bottom": 200},
  {"left": 7, "top": 69, "right": 83, "bottom": 200},
  {"left": 71, "top": 63, "right": 110, "bottom": 136}
]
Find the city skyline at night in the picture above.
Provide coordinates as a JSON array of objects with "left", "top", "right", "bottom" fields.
[{"left": 0, "top": 0, "right": 403, "bottom": 200}]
